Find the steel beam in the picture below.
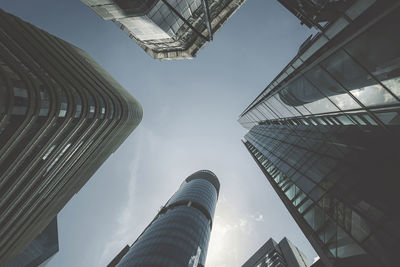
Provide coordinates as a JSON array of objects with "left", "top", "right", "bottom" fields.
[{"left": 161, "top": 0, "right": 209, "bottom": 42}]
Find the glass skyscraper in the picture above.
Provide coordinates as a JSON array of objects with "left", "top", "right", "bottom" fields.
[
  {"left": 81, "top": 0, "right": 246, "bottom": 60},
  {"left": 276, "top": 0, "right": 355, "bottom": 29},
  {"left": 0, "top": 9, "right": 142, "bottom": 265},
  {"left": 239, "top": 1, "right": 400, "bottom": 266},
  {"left": 242, "top": 237, "right": 310, "bottom": 267},
  {"left": 108, "top": 170, "right": 220, "bottom": 267}
]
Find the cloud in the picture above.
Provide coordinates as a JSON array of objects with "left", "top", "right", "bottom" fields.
[
  {"left": 206, "top": 198, "right": 265, "bottom": 267},
  {"left": 97, "top": 130, "right": 144, "bottom": 265},
  {"left": 250, "top": 213, "right": 264, "bottom": 222}
]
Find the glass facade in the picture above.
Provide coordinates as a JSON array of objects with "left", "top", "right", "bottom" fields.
[
  {"left": 239, "top": 1, "right": 400, "bottom": 267},
  {"left": 242, "top": 237, "right": 310, "bottom": 267},
  {"left": 116, "top": 170, "right": 219, "bottom": 267},
  {"left": 82, "top": 0, "right": 246, "bottom": 59},
  {"left": 0, "top": 9, "right": 142, "bottom": 265}
]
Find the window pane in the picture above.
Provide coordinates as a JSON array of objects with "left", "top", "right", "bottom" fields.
[
  {"left": 322, "top": 50, "right": 398, "bottom": 107},
  {"left": 58, "top": 90, "right": 68, "bottom": 117},
  {"left": 39, "top": 86, "right": 50, "bottom": 117},
  {"left": 305, "top": 66, "right": 361, "bottom": 110},
  {"left": 336, "top": 226, "right": 366, "bottom": 258},
  {"left": 304, "top": 206, "right": 326, "bottom": 231},
  {"left": 373, "top": 111, "right": 400, "bottom": 125},
  {"left": 344, "top": 8, "right": 400, "bottom": 99}
]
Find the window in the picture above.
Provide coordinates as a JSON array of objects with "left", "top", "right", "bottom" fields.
[
  {"left": 75, "top": 94, "right": 82, "bottom": 118},
  {"left": 39, "top": 86, "right": 50, "bottom": 116},
  {"left": 305, "top": 65, "right": 361, "bottom": 111},
  {"left": 99, "top": 95, "right": 106, "bottom": 119},
  {"left": 42, "top": 144, "right": 56, "bottom": 160},
  {"left": 12, "top": 82, "right": 29, "bottom": 115},
  {"left": 58, "top": 91, "right": 68, "bottom": 117},
  {"left": 88, "top": 94, "right": 96, "bottom": 118},
  {"left": 44, "top": 143, "right": 71, "bottom": 175},
  {"left": 344, "top": 8, "right": 400, "bottom": 99},
  {"left": 0, "top": 77, "right": 7, "bottom": 115},
  {"left": 304, "top": 205, "right": 326, "bottom": 231},
  {"left": 322, "top": 50, "right": 398, "bottom": 107}
]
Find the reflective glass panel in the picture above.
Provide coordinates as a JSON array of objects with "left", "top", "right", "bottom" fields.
[{"left": 322, "top": 50, "right": 398, "bottom": 107}]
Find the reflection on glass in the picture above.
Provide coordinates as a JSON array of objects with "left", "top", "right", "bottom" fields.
[
  {"left": 322, "top": 49, "right": 398, "bottom": 108},
  {"left": 336, "top": 226, "right": 365, "bottom": 258},
  {"left": 344, "top": 8, "right": 400, "bottom": 99},
  {"left": 305, "top": 66, "right": 361, "bottom": 110},
  {"left": 12, "top": 84, "right": 28, "bottom": 115},
  {"left": 58, "top": 91, "right": 68, "bottom": 117},
  {"left": 39, "top": 87, "right": 50, "bottom": 117}
]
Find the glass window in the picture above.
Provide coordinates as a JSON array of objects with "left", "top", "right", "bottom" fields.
[
  {"left": 336, "top": 226, "right": 366, "bottom": 258},
  {"left": 12, "top": 82, "right": 29, "bottom": 115},
  {"left": 39, "top": 86, "right": 50, "bottom": 117},
  {"left": 319, "top": 219, "right": 336, "bottom": 245},
  {"left": 88, "top": 94, "right": 96, "bottom": 119},
  {"left": 0, "top": 75, "right": 6, "bottom": 115},
  {"left": 350, "top": 211, "right": 371, "bottom": 242},
  {"left": 58, "top": 90, "right": 68, "bottom": 117},
  {"left": 42, "top": 144, "right": 56, "bottom": 160},
  {"left": 362, "top": 114, "right": 378, "bottom": 125},
  {"left": 293, "top": 192, "right": 306, "bottom": 207},
  {"left": 99, "top": 95, "right": 106, "bottom": 119},
  {"left": 373, "top": 111, "right": 400, "bottom": 125},
  {"left": 352, "top": 115, "right": 367, "bottom": 125},
  {"left": 303, "top": 205, "right": 325, "bottom": 231},
  {"left": 285, "top": 184, "right": 297, "bottom": 200},
  {"left": 305, "top": 66, "right": 361, "bottom": 111},
  {"left": 296, "top": 176, "right": 316, "bottom": 193},
  {"left": 344, "top": 9, "right": 400, "bottom": 99},
  {"left": 44, "top": 143, "right": 71, "bottom": 175},
  {"left": 75, "top": 94, "right": 82, "bottom": 118},
  {"left": 322, "top": 50, "right": 398, "bottom": 107},
  {"left": 298, "top": 199, "right": 312, "bottom": 214},
  {"left": 336, "top": 115, "right": 354, "bottom": 125}
]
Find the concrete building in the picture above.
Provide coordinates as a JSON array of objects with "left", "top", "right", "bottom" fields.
[
  {"left": 108, "top": 170, "right": 220, "bottom": 267},
  {"left": 0, "top": 9, "right": 142, "bottom": 265},
  {"left": 239, "top": 1, "right": 400, "bottom": 266},
  {"left": 81, "top": 0, "right": 246, "bottom": 60},
  {"left": 242, "top": 237, "right": 310, "bottom": 267}
]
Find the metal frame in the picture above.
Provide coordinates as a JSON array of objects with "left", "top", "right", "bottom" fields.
[{"left": 160, "top": 0, "right": 213, "bottom": 42}]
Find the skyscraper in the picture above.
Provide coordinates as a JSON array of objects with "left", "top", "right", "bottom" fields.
[
  {"left": 108, "top": 170, "right": 220, "bottom": 267},
  {"left": 276, "top": 0, "right": 354, "bottom": 29},
  {"left": 3, "top": 217, "right": 59, "bottom": 267},
  {"left": 239, "top": 1, "right": 400, "bottom": 267},
  {"left": 0, "top": 9, "right": 142, "bottom": 264},
  {"left": 242, "top": 237, "right": 310, "bottom": 267},
  {"left": 81, "top": 0, "right": 246, "bottom": 60}
]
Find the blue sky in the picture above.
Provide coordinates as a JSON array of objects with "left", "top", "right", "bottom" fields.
[{"left": 2, "top": 0, "right": 318, "bottom": 266}]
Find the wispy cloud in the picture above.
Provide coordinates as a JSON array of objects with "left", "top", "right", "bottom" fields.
[
  {"left": 206, "top": 197, "right": 265, "bottom": 267},
  {"left": 98, "top": 130, "right": 144, "bottom": 265},
  {"left": 250, "top": 212, "right": 264, "bottom": 222}
]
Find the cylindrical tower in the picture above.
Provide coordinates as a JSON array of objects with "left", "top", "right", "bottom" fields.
[{"left": 117, "top": 170, "right": 220, "bottom": 267}]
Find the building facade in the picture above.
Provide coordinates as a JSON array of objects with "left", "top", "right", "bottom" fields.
[
  {"left": 0, "top": 9, "right": 142, "bottom": 264},
  {"left": 109, "top": 170, "right": 220, "bottom": 267},
  {"left": 81, "top": 0, "right": 246, "bottom": 60},
  {"left": 242, "top": 237, "right": 310, "bottom": 267},
  {"left": 239, "top": 1, "right": 400, "bottom": 267},
  {"left": 277, "top": 0, "right": 355, "bottom": 29},
  {"left": 3, "top": 217, "right": 59, "bottom": 267}
]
